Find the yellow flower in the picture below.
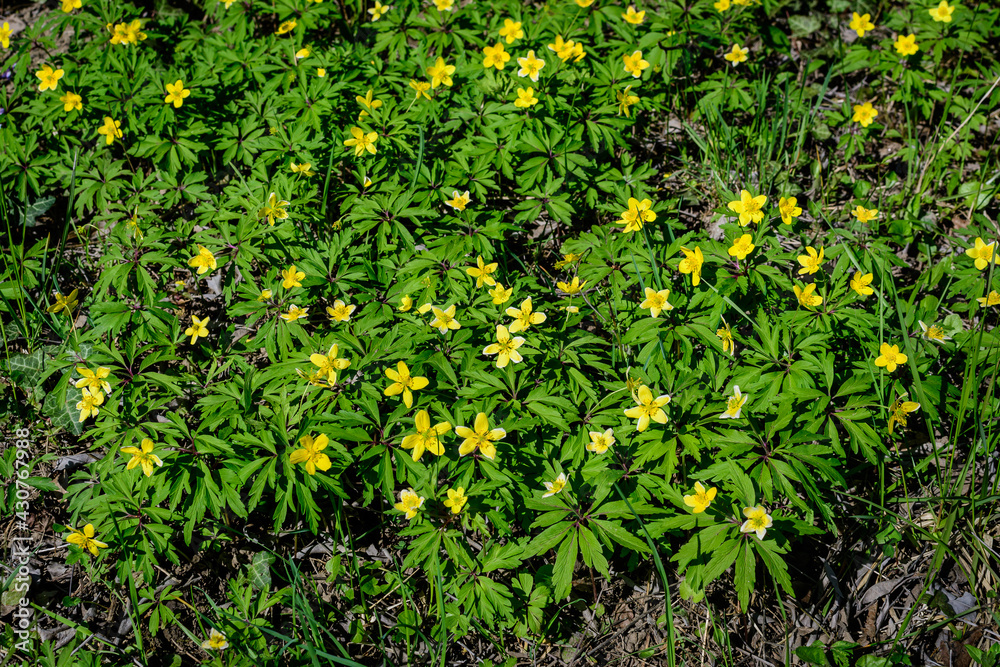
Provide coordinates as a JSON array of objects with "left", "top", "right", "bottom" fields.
[
  {"left": 310, "top": 343, "right": 351, "bottom": 384},
  {"left": 852, "top": 102, "right": 878, "bottom": 128},
  {"left": 483, "top": 42, "right": 511, "bottom": 70},
  {"left": 724, "top": 44, "right": 748, "bottom": 65},
  {"left": 36, "top": 65, "right": 64, "bottom": 92},
  {"left": 369, "top": 1, "right": 390, "bottom": 20},
  {"left": 317, "top": 68, "right": 327, "bottom": 77},
  {"left": 326, "top": 299, "right": 356, "bottom": 322},
  {"left": 61, "top": 0, "right": 82, "bottom": 12},
  {"left": 576, "top": 0, "right": 595, "bottom": 6},
  {"left": 894, "top": 33, "right": 919, "bottom": 56},
  {"left": 483, "top": 324, "right": 526, "bottom": 368},
  {"left": 65, "top": 523, "right": 107, "bottom": 556},
  {"left": 356, "top": 89, "right": 383, "bottom": 115},
  {"left": 46, "top": 289, "right": 79, "bottom": 314},
  {"left": 977, "top": 290, "right": 1000, "bottom": 307},
  {"left": 928, "top": 0, "right": 955, "bottom": 22},
  {"left": 467, "top": 256, "right": 498, "bottom": 287},
  {"left": 888, "top": 393, "right": 920, "bottom": 434},
  {"left": 557, "top": 276, "right": 586, "bottom": 295},
  {"left": 852, "top": 205, "right": 879, "bottom": 223},
  {"left": 622, "top": 5, "right": 645, "bottom": 24},
  {"left": 542, "top": 472, "right": 568, "bottom": 497},
  {"left": 201, "top": 629, "right": 229, "bottom": 651},
  {"left": 427, "top": 57, "right": 456, "bottom": 88},
  {"left": 793, "top": 283, "right": 823, "bottom": 308},
  {"left": 515, "top": 86, "right": 539, "bottom": 108},
  {"left": 727, "top": 234, "right": 756, "bottom": 261},
  {"left": 98, "top": 116, "right": 123, "bottom": 145},
  {"left": 434, "top": 0, "right": 454, "bottom": 10},
  {"left": 280, "top": 305, "right": 309, "bottom": 322},
  {"left": 555, "top": 253, "right": 582, "bottom": 269},
  {"left": 719, "top": 385, "right": 748, "bottom": 419},
  {"left": 401, "top": 410, "right": 451, "bottom": 461},
  {"left": 617, "top": 197, "right": 656, "bottom": 233},
  {"left": 184, "top": 315, "right": 210, "bottom": 344},
  {"left": 639, "top": 287, "right": 673, "bottom": 317},
  {"left": 120, "top": 438, "right": 163, "bottom": 477},
  {"left": 456, "top": 412, "right": 506, "bottom": 459},
  {"left": 188, "top": 245, "right": 217, "bottom": 275},
  {"left": 850, "top": 271, "right": 875, "bottom": 296},
  {"left": 258, "top": 192, "right": 290, "bottom": 226},
  {"left": 290, "top": 162, "right": 315, "bottom": 176},
  {"left": 75, "top": 366, "right": 111, "bottom": 397},
  {"left": 506, "top": 297, "right": 545, "bottom": 333},
  {"left": 849, "top": 12, "right": 875, "bottom": 37},
  {"left": 713, "top": 0, "right": 730, "bottom": 11},
  {"left": 443, "top": 487, "right": 468, "bottom": 514},
  {"left": 281, "top": 265, "right": 305, "bottom": 289},
  {"left": 717, "top": 320, "right": 735, "bottom": 356},
  {"left": 678, "top": 246, "right": 704, "bottom": 286},
  {"left": 874, "top": 342, "right": 907, "bottom": 372},
  {"left": 399, "top": 294, "right": 414, "bottom": 311},
  {"left": 164, "top": 79, "right": 190, "bottom": 108},
  {"left": 489, "top": 283, "right": 513, "bottom": 305},
  {"left": 76, "top": 387, "right": 104, "bottom": 422},
  {"left": 587, "top": 428, "right": 615, "bottom": 454},
  {"left": 446, "top": 190, "right": 471, "bottom": 211},
  {"left": 797, "top": 246, "right": 825, "bottom": 275},
  {"left": 289, "top": 433, "right": 332, "bottom": 475},
  {"left": 683, "top": 482, "right": 717, "bottom": 513},
  {"left": 258, "top": 288, "right": 273, "bottom": 301},
  {"left": 295, "top": 47, "right": 311, "bottom": 60},
  {"left": 778, "top": 196, "right": 802, "bottom": 225},
  {"left": 516, "top": 50, "right": 545, "bottom": 82},
  {"left": 965, "top": 237, "right": 996, "bottom": 270},
  {"left": 60, "top": 91, "right": 83, "bottom": 112},
  {"left": 344, "top": 127, "right": 378, "bottom": 157},
  {"left": 727, "top": 189, "right": 767, "bottom": 226},
  {"left": 430, "top": 305, "right": 461, "bottom": 333},
  {"left": 276, "top": 19, "right": 297, "bottom": 35},
  {"left": 383, "top": 361, "right": 430, "bottom": 408},
  {"left": 622, "top": 50, "right": 649, "bottom": 78},
  {"left": 393, "top": 488, "right": 425, "bottom": 519},
  {"left": 1, "top": 22, "right": 11, "bottom": 49},
  {"left": 740, "top": 505, "right": 772, "bottom": 539},
  {"left": 107, "top": 22, "right": 130, "bottom": 45},
  {"left": 499, "top": 18, "right": 523, "bottom": 43},
  {"left": 409, "top": 79, "right": 431, "bottom": 99},
  {"left": 918, "top": 320, "right": 950, "bottom": 343},
  {"left": 124, "top": 19, "right": 147, "bottom": 44},
  {"left": 617, "top": 85, "right": 640, "bottom": 117},
  {"left": 624, "top": 384, "right": 671, "bottom": 432}
]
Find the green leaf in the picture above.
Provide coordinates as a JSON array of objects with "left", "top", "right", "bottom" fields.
[
  {"left": 551, "top": 530, "right": 579, "bottom": 601},
  {"left": 248, "top": 551, "right": 274, "bottom": 590}
]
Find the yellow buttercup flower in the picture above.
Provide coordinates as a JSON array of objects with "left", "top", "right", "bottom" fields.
[
  {"left": 874, "top": 343, "right": 907, "bottom": 372},
  {"left": 310, "top": 343, "right": 351, "bottom": 384},
  {"left": 98, "top": 116, "right": 123, "bottom": 145},
  {"left": 258, "top": 192, "right": 289, "bottom": 226},
  {"left": 75, "top": 366, "right": 112, "bottom": 397},
  {"left": 678, "top": 246, "right": 704, "bottom": 286},
  {"left": 344, "top": 127, "right": 378, "bottom": 156},
  {"left": 401, "top": 410, "right": 451, "bottom": 462},
  {"left": 120, "top": 438, "right": 163, "bottom": 477},
  {"left": 850, "top": 271, "right": 874, "bottom": 296},
  {"left": 797, "top": 246, "right": 825, "bottom": 275},
  {"left": 445, "top": 190, "right": 471, "bottom": 211},
  {"left": 489, "top": 283, "right": 513, "bottom": 305},
  {"left": 740, "top": 506, "right": 772, "bottom": 539},
  {"left": 852, "top": 102, "right": 878, "bottom": 128},
  {"left": 427, "top": 57, "right": 455, "bottom": 88},
  {"left": 556, "top": 276, "right": 586, "bottom": 295},
  {"left": 188, "top": 245, "right": 217, "bottom": 275},
  {"left": 290, "top": 162, "right": 315, "bottom": 176},
  {"left": 793, "top": 283, "right": 823, "bottom": 308},
  {"left": 617, "top": 197, "right": 656, "bottom": 233},
  {"left": 727, "top": 189, "right": 767, "bottom": 226},
  {"left": 36, "top": 65, "right": 64, "bottom": 92},
  {"left": 280, "top": 305, "right": 309, "bottom": 322},
  {"left": 201, "top": 629, "right": 228, "bottom": 651},
  {"left": 977, "top": 290, "right": 1000, "bottom": 307},
  {"left": 778, "top": 196, "right": 802, "bottom": 225},
  {"left": 852, "top": 205, "right": 879, "bottom": 222},
  {"left": 624, "top": 384, "right": 670, "bottom": 432},
  {"left": 505, "top": 297, "right": 545, "bottom": 333},
  {"left": 60, "top": 91, "right": 83, "bottom": 112},
  {"left": 728, "top": 234, "right": 755, "bottom": 261},
  {"left": 443, "top": 487, "right": 468, "bottom": 514},
  {"left": 587, "top": 428, "right": 615, "bottom": 454},
  {"left": 714, "top": 0, "right": 730, "bottom": 11},
  {"left": 724, "top": 44, "right": 748, "bottom": 65},
  {"left": 555, "top": 253, "right": 582, "bottom": 269},
  {"left": 483, "top": 42, "right": 511, "bottom": 70},
  {"left": 276, "top": 19, "right": 297, "bottom": 35},
  {"left": 467, "top": 256, "right": 498, "bottom": 287},
  {"left": 434, "top": 0, "right": 454, "bottom": 11},
  {"left": 717, "top": 320, "right": 735, "bottom": 356},
  {"left": 369, "top": 1, "right": 390, "bottom": 20},
  {"left": 894, "top": 34, "right": 919, "bottom": 56},
  {"left": 66, "top": 523, "right": 107, "bottom": 556},
  {"left": 184, "top": 315, "right": 210, "bottom": 344},
  {"left": 289, "top": 434, "right": 332, "bottom": 475},
  {"left": 76, "top": 387, "right": 104, "bottom": 422},
  {"left": 888, "top": 393, "right": 920, "bottom": 433},
  {"left": 499, "top": 18, "right": 523, "bottom": 44},
  {"left": 622, "top": 5, "right": 645, "bottom": 24},
  {"left": 639, "top": 287, "right": 673, "bottom": 318},
  {"left": 326, "top": 299, "right": 356, "bottom": 322},
  {"left": 483, "top": 324, "right": 525, "bottom": 368},
  {"left": 516, "top": 50, "right": 545, "bottom": 82},
  {"left": 622, "top": 50, "right": 649, "bottom": 78},
  {"left": 61, "top": 0, "right": 82, "bottom": 12},
  {"left": 393, "top": 488, "right": 425, "bottom": 519},
  {"left": 849, "top": 12, "right": 875, "bottom": 37},
  {"left": 683, "top": 482, "right": 717, "bottom": 513},
  {"left": 164, "top": 79, "right": 190, "bottom": 108},
  {"left": 515, "top": 86, "right": 539, "bottom": 108},
  {"left": 429, "top": 305, "right": 461, "bottom": 333},
  {"left": 456, "top": 412, "right": 506, "bottom": 460},
  {"left": 928, "top": 0, "right": 955, "bottom": 23},
  {"left": 617, "top": 85, "right": 639, "bottom": 117},
  {"left": 719, "top": 385, "right": 748, "bottom": 419},
  {"left": 965, "top": 237, "right": 996, "bottom": 270},
  {"left": 409, "top": 79, "right": 432, "bottom": 99},
  {"left": 47, "top": 289, "right": 79, "bottom": 314},
  {"left": 384, "top": 361, "right": 429, "bottom": 408},
  {"left": 281, "top": 265, "right": 305, "bottom": 289},
  {"left": 542, "top": 473, "right": 568, "bottom": 498},
  {"left": 918, "top": 321, "right": 950, "bottom": 343}
]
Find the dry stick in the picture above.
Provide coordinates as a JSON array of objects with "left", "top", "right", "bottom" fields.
[{"left": 915, "top": 73, "right": 1000, "bottom": 197}]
